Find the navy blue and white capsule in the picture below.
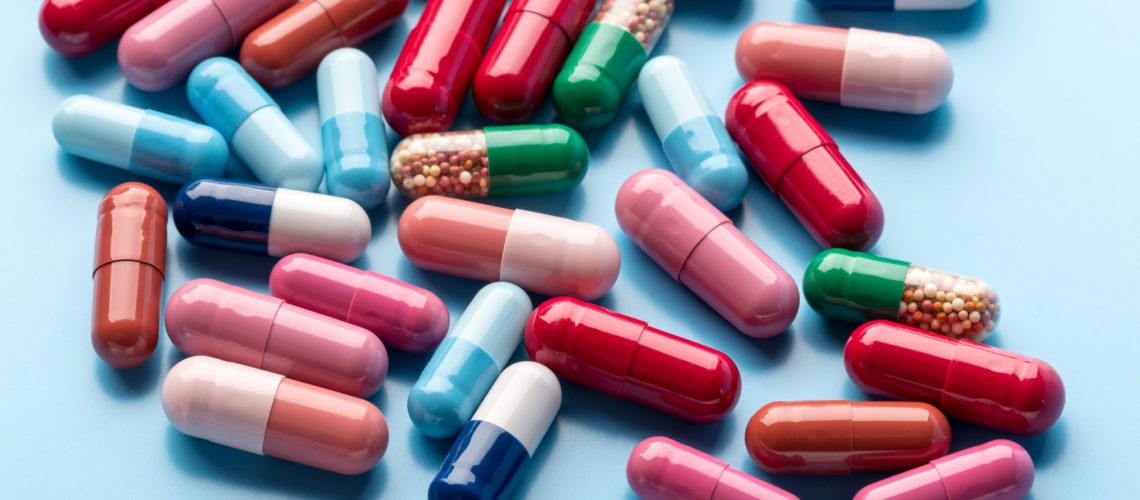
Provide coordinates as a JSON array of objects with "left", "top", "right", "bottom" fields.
[
  {"left": 430, "top": 361, "right": 560, "bottom": 500},
  {"left": 808, "top": 0, "right": 978, "bottom": 10},
  {"left": 408, "top": 282, "right": 531, "bottom": 439},
  {"left": 52, "top": 95, "right": 230, "bottom": 184},
  {"left": 187, "top": 57, "right": 323, "bottom": 192},
  {"left": 317, "top": 48, "right": 389, "bottom": 211},
  {"left": 173, "top": 178, "right": 371, "bottom": 263}
]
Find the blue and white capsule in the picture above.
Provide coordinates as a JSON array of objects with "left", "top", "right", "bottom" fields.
[
  {"left": 173, "top": 178, "right": 370, "bottom": 263},
  {"left": 808, "top": 0, "right": 978, "bottom": 10},
  {"left": 408, "top": 282, "right": 531, "bottom": 438},
  {"left": 317, "top": 49, "right": 390, "bottom": 210},
  {"left": 637, "top": 56, "right": 748, "bottom": 212},
  {"left": 187, "top": 58, "right": 323, "bottom": 192},
  {"left": 430, "top": 361, "right": 560, "bottom": 500},
  {"left": 52, "top": 96, "right": 229, "bottom": 184}
]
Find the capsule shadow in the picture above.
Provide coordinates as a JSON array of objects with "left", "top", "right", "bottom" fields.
[
  {"left": 674, "top": 0, "right": 754, "bottom": 22},
  {"left": 384, "top": 349, "right": 433, "bottom": 385},
  {"left": 395, "top": 259, "right": 485, "bottom": 307},
  {"left": 797, "top": 313, "right": 856, "bottom": 354},
  {"left": 736, "top": 172, "right": 821, "bottom": 259},
  {"left": 512, "top": 416, "right": 563, "bottom": 499},
  {"left": 120, "top": 82, "right": 195, "bottom": 120},
  {"left": 749, "top": 460, "right": 881, "bottom": 500},
  {"left": 407, "top": 425, "right": 455, "bottom": 471},
  {"left": 792, "top": 0, "right": 990, "bottom": 37},
  {"left": 41, "top": 44, "right": 122, "bottom": 93},
  {"left": 94, "top": 354, "right": 161, "bottom": 399},
  {"left": 55, "top": 149, "right": 180, "bottom": 198},
  {"left": 804, "top": 100, "right": 954, "bottom": 148},
  {"left": 172, "top": 239, "right": 277, "bottom": 287},
  {"left": 948, "top": 418, "right": 1069, "bottom": 470}
]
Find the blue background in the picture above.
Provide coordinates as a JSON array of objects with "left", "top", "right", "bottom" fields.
[{"left": 3, "top": 0, "right": 1136, "bottom": 498}]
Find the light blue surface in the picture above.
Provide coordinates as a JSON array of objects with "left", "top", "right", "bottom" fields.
[{"left": 5, "top": 0, "right": 1137, "bottom": 498}]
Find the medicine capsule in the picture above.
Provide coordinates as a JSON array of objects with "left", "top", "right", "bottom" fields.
[
  {"left": 398, "top": 197, "right": 620, "bottom": 300},
  {"left": 617, "top": 169, "right": 798, "bottom": 338},
  {"left": 162, "top": 356, "right": 388, "bottom": 475},
  {"left": 118, "top": 0, "right": 294, "bottom": 91},
  {"left": 736, "top": 22, "right": 953, "bottom": 114},
  {"left": 725, "top": 81, "right": 884, "bottom": 250},
  {"left": 173, "top": 179, "right": 371, "bottom": 263},
  {"left": 430, "top": 362, "right": 560, "bottom": 500},
  {"left": 408, "top": 282, "right": 531, "bottom": 438},
  {"left": 745, "top": 401, "right": 950, "bottom": 475},
  {"left": 382, "top": 0, "right": 508, "bottom": 136},
  {"left": 317, "top": 49, "right": 390, "bottom": 210},
  {"left": 809, "top": 0, "right": 979, "bottom": 11},
  {"left": 166, "top": 279, "right": 388, "bottom": 397},
  {"left": 845, "top": 320, "right": 1066, "bottom": 435},
  {"left": 53, "top": 95, "right": 229, "bottom": 185},
  {"left": 92, "top": 183, "right": 166, "bottom": 368},
  {"left": 40, "top": 0, "right": 169, "bottom": 57},
  {"left": 525, "top": 297, "right": 741, "bottom": 423},
  {"left": 854, "top": 440, "right": 1034, "bottom": 500},
  {"left": 188, "top": 58, "right": 323, "bottom": 192},
  {"left": 636, "top": 57, "right": 748, "bottom": 211},
  {"left": 804, "top": 249, "right": 1001, "bottom": 341},
  {"left": 240, "top": 0, "right": 408, "bottom": 89},
  {"left": 270, "top": 253, "right": 449, "bottom": 353},
  {"left": 390, "top": 125, "right": 588, "bottom": 199},
  {"left": 472, "top": 0, "right": 594, "bottom": 122},
  {"left": 628, "top": 437, "right": 799, "bottom": 500}
]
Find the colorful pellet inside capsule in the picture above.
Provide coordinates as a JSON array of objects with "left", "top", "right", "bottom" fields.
[
  {"left": 803, "top": 249, "right": 1000, "bottom": 341},
  {"left": 553, "top": 0, "right": 675, "bottom": 127},
  {"left": 390, "top": 125, "right": 587, "bottom": 199},
  {"left": 809, "top": 0, "right": 979, "bottom": 11},
  {"left": 317, "top": 48, "right": 390, "bottom": 210}
]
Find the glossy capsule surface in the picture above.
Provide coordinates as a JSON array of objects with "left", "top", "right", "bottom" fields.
[
  {"left": 804, "top": 249, "right": 1000, "bottom": 341},
  {"left": 628, "top": 437, "right": 799, "bottom": 500},
  {"left": 736, "top": 22, "right": 953, "bottom": 114},
  {"left": 173, "top": 179, "right": 371, "bottom": 263},
  {"left": 637, "top": 57, "right": 748, "bottom": 211},
  {"left": 409, "top": 282, "right": 531, "bottom": 438},
  {"left": 390, "top": 125, "right": 588, "bottom": 199},
  {"left": 92, "top": 183, "right": 166, "bottom": 368},
  {"left": 163, "top": 356, "right": 388, "bottom": 475},
  {"left": 317, "top": 48, "right": 390, "bottom": 210},
  {"left": 240, "top": 0, "right": 407, "bottom": 89},
  {"left": 745, "top": 401, "right": 950, "bottom": 475},
  {"left": 845, "top": 321, "right": 1066, "bottom": 435},
  {"left": 398, "top": 197, "right": 620, "bottom": 300},
  {"left": 526, "top": 297, "right": 741, "bottom": 423},
  {"left": 854, "top": 440, "right": 1033, "bottom": 500},
  {"left": 554, "top": 0, "right": 675, "bottom": 127},
  {"left": 473, "top": 0, "right": 594, "bottom": 122},
  {"left": 188, "top": 58, "right": 323, "bottom": 192},
  {"left": 270, "top": 253, "right": 449, "bottom": 353},
  {"left": 725, "top": 81, "right": 883, "bottom": 250},
  {"left": 53, "top": 95, "right": 229, "bottom": 185},
  {"left": 617, "top": 169, "right": 798, "bottom": 338},
  {"left": 166, "top": 279, "right": 388, "bottom": 397},
  {"left": 810, "top": 0, "right": 979, "bottom": 11},
  {"left": 40, "top": 0, "right": 169, "bottom": 57}
]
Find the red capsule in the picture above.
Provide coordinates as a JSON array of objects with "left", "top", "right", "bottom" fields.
[
  {"left": 844, "top": 320, "right": 1066, "bottom": 435},
  {"left": 525, "top": 297, "right": 741, "bottom": 423},
  {"left": 40, "top": 0, "right": 169, "bottom": 57}
]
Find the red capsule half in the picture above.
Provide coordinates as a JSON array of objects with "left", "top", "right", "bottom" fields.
[{"left": 40, "top": 0, "right": 169, "bottom": 57}]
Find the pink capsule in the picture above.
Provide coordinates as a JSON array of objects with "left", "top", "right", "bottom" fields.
[
  {"left": 854, "top": 440, "right": 1034, "bottom": 500},
  {"left": 628, "top": 436, "right": 799, "bottom": 500}
]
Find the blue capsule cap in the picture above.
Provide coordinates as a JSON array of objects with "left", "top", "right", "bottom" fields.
[
  {"left": 429, "top": 420, "right": 530, "bottom": 500},
  {"left": 187, "top": 58, "right": 277, "bottom": 141},
  {"left": 807, "top": 0, "right": 894, "bottom": 9},
  {"left": 172, "top": 178, "right": 277, "bottom": 255}
]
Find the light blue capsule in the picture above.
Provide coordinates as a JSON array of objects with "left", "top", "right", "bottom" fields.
[
  {"left": 638, "top": 56, "right": 749, "bottom": 212},
  {"left": 317, "top": 48, "right": 389, "bottom": 210},
  {"left": 408, "top": 282, "right": 532, "bottom": 438}
]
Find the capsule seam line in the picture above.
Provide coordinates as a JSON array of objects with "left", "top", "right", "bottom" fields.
[
  {"left": 92, "top": 259, "right": 165, "bottom": 280},
  {"left": 618, "top": 324, "right": 651, "bottom": 398},
  {"left": 258, "top": 300, "right": 286, "bottom": 369},
  {"left": 517, "top": 8, "right": 574, "bottom": 43},
  {"left": 209, "top": 0, "right": 240, "bottom": 52},
  {"left": 258, "top": 376, "right": 287, "bottom": 455},
  {"left": 707, "top": 463, "right": 732, "bottom": 499},
  {"left": 314, "top": 0, "right": 352, "bottom": 47},
  {"left": 673, "top": 220, "right": 733, "bottom": 281}
]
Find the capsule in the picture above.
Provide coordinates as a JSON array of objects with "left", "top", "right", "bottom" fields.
[
  {"left": 526, "top": 297, "right": 740, "bottom": 423},
  {"left": 40, "top": 0, "right": 169, "bottom": 57},
  {"left": 472, "top": 0, "right": 594, "bottom": 122},
  {"left": 270, "top": 253, "right": 449, "bottom": 353},
  {"left": 398, "top": 197, "right": 620, "bottom": 299},
  {"left": 628, "top": 437, "right": 799, "bottom": 500},
  {"left": 553, "top": 0, "right": 675, "bottom": 128},
  {"left": 736, "top": 22, "right": 953, "bottom": 115},
  {"left": 745, "top": 401, "right": 950, "bottom": 475},
  {"left": 804, "top": 249, "right": 1000, "bottom": 341},
  {"left": 408, "top": 282, "right": 531, "bottom": 438},
  {"left": 636, "top": 57, "right": 748, "bottom": 211},
  {"left": 173, "top": 179, "right": 371, "bottom": 263},
  {"left": 855, "top": 440, "right": 1034, "bottom": 500},
  {"left": 188, "top": 58, "right": 323, "bottom": 192},
  {"left": 240, "top": 0, "right": 408, "bottom": 89},
  {"left": 430, "top": 362, "right": 560, "bottom": 500},
  {"left": 317, "top": 49, "right": 390, "bottom": 210},
  {"left": 390, "top": 125, "right": 588, "bottom": 199},
  {"left": 809, "top": 0, "right": 979, "bottom": 11},
  {"left": 616, "top": 169, "right": 798, "bottom": 338},
  {"left": 381, "top": 0, "right": 508, "bottom": 136},
  {"left": 166, "top": 279, "right": 388, "bottom": 397},
  {"left": 725, "top": 81, "right": 884, "bottom": 250},
  {"left": 53, "top": 96, "right": 229, "bottom": 185},
  {"left": 92, "top": 183, "right": 166, "bottom": 368},
  {"left": 162, "top": 356, "right": 388, "bottom": 475},
  {"left": 118, "top": 0, "right": 294, "bottom": 91},
  {"left": 845, "top": 321, "right": 1065, "bottom": 435}
]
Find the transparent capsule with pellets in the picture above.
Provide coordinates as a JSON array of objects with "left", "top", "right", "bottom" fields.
[
  {"left": 627, "top": 436, "right": 799, "bottom": 500},
  {"left": 318, "top": 48, "right": 390, "bottom": 210}
]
